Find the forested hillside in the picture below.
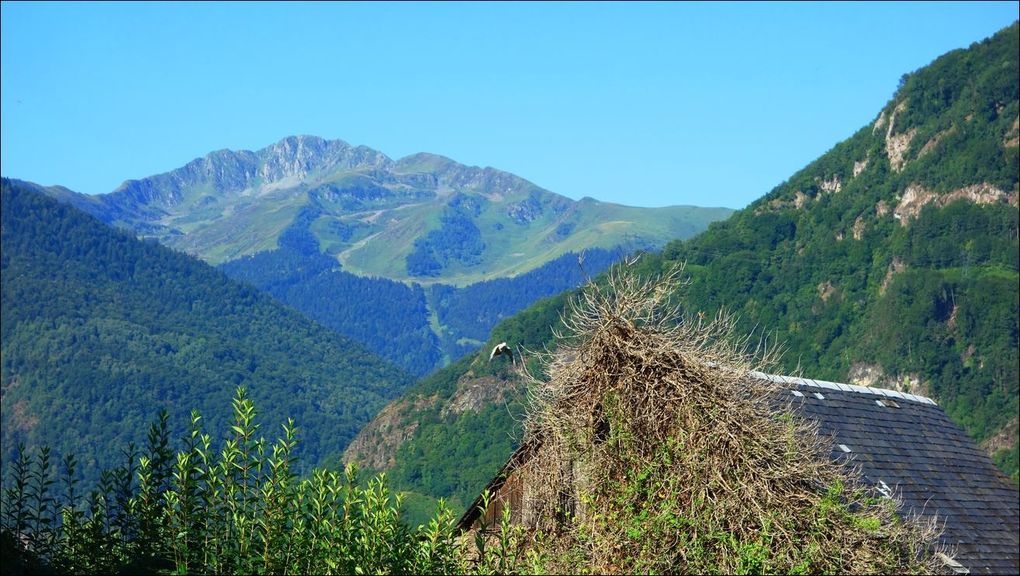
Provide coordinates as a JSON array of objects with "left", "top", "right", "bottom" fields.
[
  {"left": 426, "top": 247, "right": 623, "bottom": 359},
  {"left": 345, "top": 22, "right": 1020, "bottom": 517},
  {"left": 0, "top": 180, "right": 411, "bottom": 487},
  {"left": 659, "top": 21, "right": 1018, "bottom": 477},
  {"left": 219, "top": 246, "right": 444, "bottom": 376},
  {"left": 344, "top": 292, "right": 572, "bottom": 518},
  {"left": 1, "top": 278, "right": 951, "bottom": 576},
  {"left": 222, "top": 244, "right": 622, "bottom": 374}
]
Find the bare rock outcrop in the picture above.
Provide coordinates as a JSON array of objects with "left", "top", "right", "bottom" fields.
[
  {"left": 883, "top": 101, "right": 915, "bottom": 172},
  {"left": 343, "top": 395, "right": 436, "bottom": 471},
  {"left": 894, "top": 182, "right": 1016, "bottom": 224}
]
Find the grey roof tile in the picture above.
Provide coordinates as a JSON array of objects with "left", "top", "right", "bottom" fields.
[{"left": 765, "top": 373, "right": 1019, "bottom": 575}]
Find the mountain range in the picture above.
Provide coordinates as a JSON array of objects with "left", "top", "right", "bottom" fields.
[
  {"left": 0, "top": 179, "right": 411, "bottom": 487},
  {"left": 49, "top": 135, "right": 731, "bottom": 283},
  {"left": 42, "top": 140, "right": 732, "bottom": 374},
  {"left": 343, "top": 21, "right": 1020, "bottom": 521}
]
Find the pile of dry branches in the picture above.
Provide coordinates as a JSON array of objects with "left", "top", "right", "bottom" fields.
[{"left": 513, "top": 264, "right": 948, "bottom": 574}]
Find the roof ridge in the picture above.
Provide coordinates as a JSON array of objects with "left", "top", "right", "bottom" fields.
[{"left": 747, "top": 371, "right": 938, "bottom": 406}]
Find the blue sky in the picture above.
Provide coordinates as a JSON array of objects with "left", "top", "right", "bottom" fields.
[{"left": 1, "top": 2, "right": 1017, "bottom": 208}]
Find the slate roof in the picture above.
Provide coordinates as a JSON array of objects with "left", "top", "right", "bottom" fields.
[
  {"left": 459, "top": 372, "right": 1019, "bottom": 575},
  {"left": 755, "top": 372, "right": 1019, "bottom": 576}
]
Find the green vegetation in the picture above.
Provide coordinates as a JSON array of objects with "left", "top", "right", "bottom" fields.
[
  {"left": 223, "top": 242, "right": 622, "bottom": 376},
  {"left": 3, "top": 267, "right": 938, "bottom": 570},
  {"left": 0, "top": 373, "right": 938, "bottom": 570},
  {"left": 654, "top": 22, "right": 1019, "bottom": 478},
  {"left": 654, "top": 198, "right": 1019, "bottom": 460},
  {"left": 428, "top": 247, "right": 622, "bottom": 347},
  {"left": 315, "top": 186, "right": 731, "bottom": 287},
  {"left": 221, "top": 246, "right": 444, "bottom": 376},
  {"left": 347, "top": 21, "right": 1020, "bottom": 504},
  {"left": 1, "top": 180, "right": 411, "bottom": 490},
  {"left": 0, "top": 389, "right": 533, "bottom": 575},
  {"left": 44, "top": 133, "right": 730, "bottom": 377},
  {"left": 407, "top": 195, "right": 488, "bottom": 277},
  {"left": 346, "top": 291, "right": 574, "bottom": 523}
]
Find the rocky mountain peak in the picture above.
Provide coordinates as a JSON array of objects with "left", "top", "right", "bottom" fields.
[
  {"left": 256, "top": 135, "right": 393, "bottom": 183},
  {"left": 106, "top": 136, "right": 396, "bottom": 207}
]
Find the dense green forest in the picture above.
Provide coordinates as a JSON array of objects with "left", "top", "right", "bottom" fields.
[
  {"left": 36, "top": 137, "right": 730, "bottom": 378},
  {"left": 656, "top": 22, "right": 1019, "bottom": 477},
  {"left": 428, "top": 247, "right": 621, "bottom": 349},
  {"left": 346, "top": 22, "right": 1020, "bottom": 516},
  {"left": 220, "top": 243, "right": 444, "bottom": 376},
  {"left": 0, "top": 180, "right": 411, "bottom": 489},
  {"left": 222, "top": 225, "right": 621, "bottom": 375}
]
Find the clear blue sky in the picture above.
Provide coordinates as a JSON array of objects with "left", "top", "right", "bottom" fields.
[{"left": 2, "top": 2, "right": 1017, "bottom": 208}]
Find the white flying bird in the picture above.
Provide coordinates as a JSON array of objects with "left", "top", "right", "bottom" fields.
[{"left": 489, "top": 342, "right": 514, "bottom": 364}]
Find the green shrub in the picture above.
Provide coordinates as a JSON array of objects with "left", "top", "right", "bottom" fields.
[{"left": 0, "top": 388, "right": 522, "bottom": 575}]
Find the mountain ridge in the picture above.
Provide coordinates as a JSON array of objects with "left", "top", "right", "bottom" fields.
[
  {"left": 108, "top": 135, "right": 391, "bottom": 205},
  {"left": 46, "top": 135, "right": 731, "bottom": 282}
]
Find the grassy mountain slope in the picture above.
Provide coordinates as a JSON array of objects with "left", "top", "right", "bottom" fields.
[
  {"left": 59, "top": 138, "right": 731, "bottom": 286},
  {"left": 0, "top": 179, "right": 411, "bottom": 487},
  {"left": 344, "top": 22, "right": 1020, "bottom": 517}
]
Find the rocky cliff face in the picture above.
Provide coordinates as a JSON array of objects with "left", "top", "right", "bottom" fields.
[
  {"left": 107, "top": 136, "right": 393, "bottom": 208},
  {"left": 257, "top": 136, "right": 391, "bottom": 184}
]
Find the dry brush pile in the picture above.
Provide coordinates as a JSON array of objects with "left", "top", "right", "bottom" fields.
[{"left": 506, "top": 264, "right": 949, "bottom": 574}]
